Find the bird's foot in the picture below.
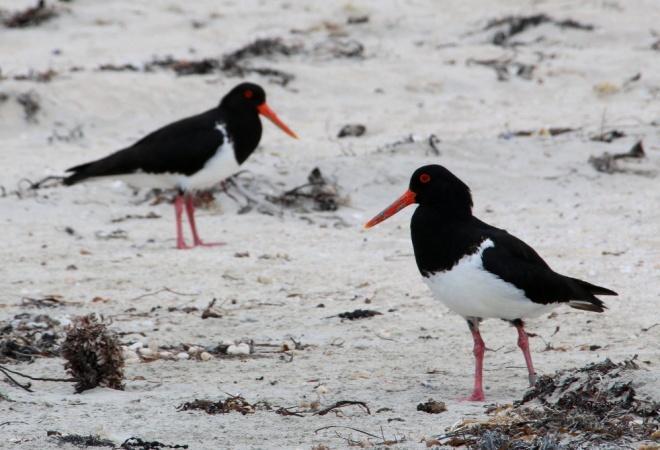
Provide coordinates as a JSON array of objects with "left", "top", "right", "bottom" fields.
[
  {"left": 176, "top": 240, "right": 193, "bottom": 250},
  {"left": 528, "top": 372, "right": 537, "bottom": 387},
  {"left": 193, "top": 240, "right": 225, "bottom": 248},
  {"left": 459, "top": 390, "right": 485, "bottom": 402}
]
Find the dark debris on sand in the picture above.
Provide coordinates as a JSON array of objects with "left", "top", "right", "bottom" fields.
[
  {"left": 61, "top": 314, "right": 125, "bottom": 393},
  {"left": 121, "top": 437, "right": 189, "bottom": 449},
  {"left": 47, "top": 432, "right": 188, "bottom": 449},
  {"left": 337, "top": 309, "right": 382, "bottom": 321},
  {"left": 337, "top": 124, "right": 366, "bottom": 138},
  {"left": 417, "top": 399, "right": 447, "bottom": 414},
  {"left": 268, "top": 167, "right": 345, "bottom": 212},
  {"left": 0, "top": 314, "right": 62, "bottom": 363},
  {"left": 589, "top": 140, "right": 647, "bottom": 174},
  {"left": 3, "top": 0, "right": 57, "bottom": 28},
  {"left": 16, "top": 91, "right": 41, "bottom": 122},
  {"left": 220, "top": 38, "right": 301, "bottom": 86},
  {"left": 47, "top": 431, "right": 115, "bottom": 448},
  {"left": 590, "top": 129, "right": 626, "bottom": 143},
  {"left": 483, "top": 14, "right": 593, "bottom": 46},
  {"left": 436, "top": 357, "right": 659, "bottom": 449},
  {"left": 177, "top": 395, "right": 268, "bottom": 415}
]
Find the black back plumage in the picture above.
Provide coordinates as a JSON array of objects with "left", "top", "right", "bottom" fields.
[
  {"left": 63, "top": 83, "right": 266, "bottom": 186},
  {"left": 409, "top": 165, "right": 617, "bottom": 313}
]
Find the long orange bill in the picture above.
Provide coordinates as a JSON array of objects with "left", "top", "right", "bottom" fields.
[
  {"left": 364, "top": 189, "right": 416, "bottom": 229},
  {"left": 257, "top": 103, "right": 298, "bottom": 139}
]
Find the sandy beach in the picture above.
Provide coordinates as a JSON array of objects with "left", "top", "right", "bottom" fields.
[{"left": 1, "top": 0, "right": 659, "bottom": 448}]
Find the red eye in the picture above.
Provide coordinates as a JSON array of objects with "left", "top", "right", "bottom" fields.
[
  {"left": 420, "top": 173, "right": 431, "bottom": 183},
  {"left": 244, "top": 90, "right": 253, "bottom": 99}
]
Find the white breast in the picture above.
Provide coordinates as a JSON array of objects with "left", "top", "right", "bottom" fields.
[
  {"left": 423, "top": 239, "right": 555, "bottom": 320},
  {"left": 113, "top": 123, "right": 241, "bottom": 191},
  {"left": 180, "top": 123, "right": 241, "bottom": 191}
]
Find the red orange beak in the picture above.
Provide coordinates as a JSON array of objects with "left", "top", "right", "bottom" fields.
[
  {"left": 364, "top": 189, "right": 416, "bottom": 229},
  {"left": 257, "top": 103, "right": 298, "bottom": 139}
]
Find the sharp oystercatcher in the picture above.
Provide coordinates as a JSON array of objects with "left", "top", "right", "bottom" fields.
[
  {"left": 365, "top": 164, "right": 617, "bottom": 401},
  {"left": 64, "top": 82, "right": 297, "bottom": 249}
]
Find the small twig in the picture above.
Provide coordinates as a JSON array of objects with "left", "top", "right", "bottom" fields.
[
  {"left": 0, "top": 364, "right": 75, "bottom": 383},
  {"left": 0, "top": 367, "right": 32, "bottom": 392},
  {"left": 0, "top": 421, "right": 27, "bottom": 427},
  {"left": 128, "top": 287, "right": 199, "bottom": 302},
  {"left": 316, "top": 400, "right": 371, "bottom": 416},
  {"left": 314, "top": 425, "right": 381, "bottom": 439},
  {"left": 641, "top": 323, "right": 659, "bottom": 332}
]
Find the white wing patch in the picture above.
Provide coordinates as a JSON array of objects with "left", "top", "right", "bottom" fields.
[{"left": 423, "top": 239, "right": 555, "bottom": 320}]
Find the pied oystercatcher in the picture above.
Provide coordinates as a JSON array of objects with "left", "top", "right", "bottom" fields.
[
  {"left": 365, "top": 164, "right": 617, "bottom": 401},
  {"left": 64, "top": 82, "right": 297, "bottom": 249}
]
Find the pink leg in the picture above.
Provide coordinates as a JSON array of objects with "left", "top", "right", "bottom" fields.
[
  {"left": 184, "top": 194, "right": 224, "bottom": 247},
  {"left": 174, "top": 195, "right": 191, "bottom": 250},
  {"left": 514, "top": 320, "right": 537, "bottom": 386},
  {"left": 461, "top": 319, "right": 486, "bottom": 402}
]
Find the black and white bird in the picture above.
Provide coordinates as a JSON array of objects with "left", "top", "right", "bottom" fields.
[
  {"left": 365, "top": 164, "right": 617, "bottom": 401},
  {"left": 64, "top": 82, "right": 297, "bottom": 249}
]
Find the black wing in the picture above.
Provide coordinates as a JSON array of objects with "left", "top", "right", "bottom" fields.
[
  {"left": 478, "top": 220, "right": 616, "bottom": 311},
  {"left": 64, "top": 109, "right": 224, "bottom": 185}
]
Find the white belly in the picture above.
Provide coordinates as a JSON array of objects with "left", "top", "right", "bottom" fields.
[
  {"left": 113, "top": 122, "right": 240, "bottom": 191},
  {"left": 423, "top": 239, "right": 555, "bottom": 320},
  {"left": 180, "top": 136, "right": 240, "bottom": 191}
]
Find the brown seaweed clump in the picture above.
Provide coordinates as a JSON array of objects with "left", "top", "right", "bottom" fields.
[
  {"left": 177, "top": 395, "right": 262, "bottom": 415},
  {"left": 437, "top": 358, "right": 659, "bottom": 449},
  {"left": 61, "top": 314, "right": 124, "bottom": 393}
]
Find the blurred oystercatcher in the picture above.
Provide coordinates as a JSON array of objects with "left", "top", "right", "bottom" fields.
[
  {"left": 365, "top": 165, "right": 616, "bottom": 401},
  {"left": 64, "top": 82, "right": 297, "bottom": 249}
]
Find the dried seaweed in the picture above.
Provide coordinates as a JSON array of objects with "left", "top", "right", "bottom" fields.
[
  {"left": 201, "top": 298, "right": 222, "bottom": 319},
  {"left": 13, "top": 69, "right": 57, "bottom": 82},
  {"left": 483, "top": 14, "right": 593, "bottom": 46},
  {"left": 177, "top": 395, "right": 259, "bottom": 415},
  {"left": 376, "top": 133, "right": 441, "bottom": 155},
  {"left": 338, "top": 124, "right": 366, "bottom": 138},
  {"left": 144, "top": 56, "right": 219, "bottom": 76},
  {"left": 417, "top": 399, "right": 447, "bottom": 414},
  {"left": 61, "top": 314, "right": 125, "bottom": 393},
  {"left": 121, "top": 437, "right": 189, "bottom": 449},
  {"left": 589, "top": 140, "right": 647, "bottom": 174},
  {"left": 0, "top": 313, "right": 62, "bottom": 363},
  {"left": 267, "top": 167, "right": 345, "bottom": 212},
  {"left": 220, "top": 38, "right": 300, "bottom": 86},
  {"left": 47, "top": 431, "right": 115, "bottom": 448},
  {"left": 46, "top": 433, "right": 188, "bottom": 449},
  {"left": 97, "top": 63, "right": 140, "bottom": 72},
  {"left": 110, "top": 212, "right": 161, "bottom": 223},
  {"left": 16, "top": 91, "right": 40, "bottom": 122},
  {"left": 337, "top": 309, "right": 382, "bottom": 321},
  {"left": 221, "top": 38, "right": 301, "bottom": 70},
  {"left": 499, "top": 127, "right": 576, "bottom": 139},
  {"left": 467, "top": 57, "right": 536, "bottom": 81},
  {"left": 3, "top": 0, "right": 57, "bottom": 28},
  {"left": 590, "top": 129, "right": 626, "bottom": 143},
  {"left": 20, "top": 295, "right": 65, "bottom": 308},
  {"left": 436, "top": 357, "right": 659, "bottom": 448}
]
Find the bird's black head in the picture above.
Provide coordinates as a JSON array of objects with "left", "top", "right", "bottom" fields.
[
  {"left": 409, "top": 165, "right": 472, "bottom": 213},
  {"left": 365, "top": 164, "right": 473, "bottom": 228},
  {"left": 221, "top": 82, "right": 267, "bottom": 110},
  {"left": 220, "top": 82, "right": 297, "bottom": 139}
]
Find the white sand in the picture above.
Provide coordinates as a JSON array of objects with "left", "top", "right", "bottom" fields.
[{"left": 1, "top": 0, "right": 659, "bottom": 448}]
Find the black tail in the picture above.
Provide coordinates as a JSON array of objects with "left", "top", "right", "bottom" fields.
[
  {"left": 63, "top": 162, "right": 95, "bottom": 186},
  {"left": 574, "top": 279, "right": 618, "bottom": 296},
  {"left": 567, "top": 278, "right": 617, "bottom": 313}
]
